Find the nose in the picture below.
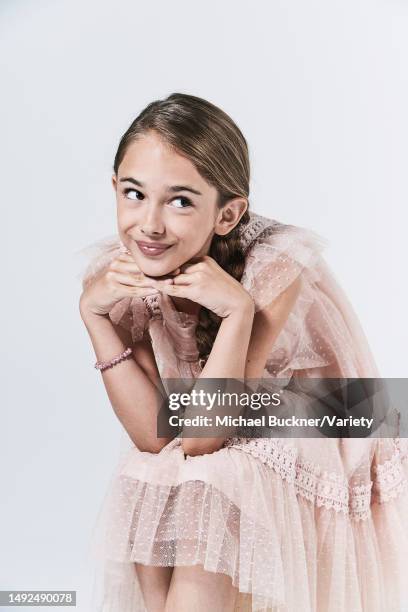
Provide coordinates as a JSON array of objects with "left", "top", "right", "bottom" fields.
[{"left": 140, "top": 204, "right": 165, "bottom": 236}]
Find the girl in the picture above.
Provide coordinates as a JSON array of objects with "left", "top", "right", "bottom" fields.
[{"left": 79, "top": 93, "right": 408, "bottom": 612}]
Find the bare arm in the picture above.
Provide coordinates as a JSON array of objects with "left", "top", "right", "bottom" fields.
[
  {"left": 181, "top": 276, "right": 303, "bottom": 456},
  {"left": 180, "top": 299, "right": 255, "bottom": 456},
  {"left": 112, "top": 317, "right": 163, "bottom": 390},
  {"left": 80, "top": 304, "right": 172, "bottom": 453},
  {"left": 79, "top": 251, "right": 180, "bottom": 453},
  {"left": 200, "top": 301, "right": 256, "bottom": 379}
]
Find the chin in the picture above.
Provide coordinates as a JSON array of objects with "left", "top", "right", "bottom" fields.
[{"left": 138, "top": 260, "right": 178, "bottom": 279}]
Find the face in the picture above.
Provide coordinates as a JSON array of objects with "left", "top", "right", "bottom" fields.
[{"left": 112, "top": 130, "right": 247, "bottom": 278}]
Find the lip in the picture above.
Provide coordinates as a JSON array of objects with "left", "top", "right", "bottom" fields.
[{"left": 135, "top": 240, "right": 173, "bottom": 257}]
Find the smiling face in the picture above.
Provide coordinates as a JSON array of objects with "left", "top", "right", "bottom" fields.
[{"left": 112, "top": 130, "right": 225, "bottom": 278}]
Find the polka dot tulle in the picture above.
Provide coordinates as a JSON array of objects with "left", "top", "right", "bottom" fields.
[{"left": 79, "top": 212, "right": 408, "bottom": 611}]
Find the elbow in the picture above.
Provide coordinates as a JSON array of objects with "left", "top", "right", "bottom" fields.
[
  {"left": 181, "top": 442, "right": 202, "bottom": 457},
  {"left": 145, "top": 443, "right": 166, "bottom": 454},
  {"left": 135, "top": 437, "right": 172, "bottom": 454},
  {"left": 181, "top": 438, "right": 225, "bottom": 457}
]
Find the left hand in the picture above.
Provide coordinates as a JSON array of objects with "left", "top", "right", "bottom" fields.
[{"left": 154, "top": 255, "right": 254, "bottom": 318}]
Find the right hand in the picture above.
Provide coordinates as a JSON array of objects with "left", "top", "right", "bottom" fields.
[{"left": 79, "top": 252, "right": 180, "bottom": 317}]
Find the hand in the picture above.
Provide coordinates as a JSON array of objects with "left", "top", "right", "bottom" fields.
[
  {"left": 79, "top": 252, "right": 180, "bottom": 318},
  {"left": 155, "top": 255, "right": 255, "bottom": 318}
]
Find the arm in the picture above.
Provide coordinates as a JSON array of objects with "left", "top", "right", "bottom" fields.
[
  {"left": 180, "top": 301, "right": 254, "bottom": 457},
  {"left": 244, "top": 275, "right": 303, "bottom": 378},
  {"left": 181, "top": 276, "right": 303, "bottom": 456},
  {"left": 80, "top": 303, "right": 172, "bottom": 453},
  {"left": 112, "top": 318, "right": 163, "bottom": 390}
]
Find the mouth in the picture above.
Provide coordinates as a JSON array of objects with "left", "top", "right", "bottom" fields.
[{"left": 135, "top": 241, "right": 174, "bottom": 257}]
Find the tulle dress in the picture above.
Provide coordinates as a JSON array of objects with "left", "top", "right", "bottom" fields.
[{"left": 79, "top": 212, "right": 408, "bottom": 612}]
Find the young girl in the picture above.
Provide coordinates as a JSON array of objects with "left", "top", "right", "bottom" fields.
[{"left": 79, "top": 93, "right": 408, "bottom": 612}]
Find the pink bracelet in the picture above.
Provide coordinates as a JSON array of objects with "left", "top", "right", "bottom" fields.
[{"left": 94, "top": 347, "right": 133, "bottom": 372}]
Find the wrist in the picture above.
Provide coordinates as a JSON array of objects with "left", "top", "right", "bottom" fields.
[
  {"left": 79, "top": 303, "right": 109, "bottom": 326},
  {"left": 79, "top": 294, "right": 105, "bottom": 320},
  {"left": 225, "top": 298, "right": 255, "bottom": 320}
]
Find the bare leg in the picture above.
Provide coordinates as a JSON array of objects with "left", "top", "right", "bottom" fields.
[
  {"left": 134, "top": 563, "right": 174, "bottom": 612},
  {"left": 164, "top": 565, "right": 239, "bottom": 612}
]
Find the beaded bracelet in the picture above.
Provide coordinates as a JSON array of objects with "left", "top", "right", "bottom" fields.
[{"left": 94, "top": 347, "right": 133, "bottom": 372}]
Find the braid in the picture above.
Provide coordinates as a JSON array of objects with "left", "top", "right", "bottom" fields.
[{"left": 196, "top": 210, "right": 250, "bottom": 368}]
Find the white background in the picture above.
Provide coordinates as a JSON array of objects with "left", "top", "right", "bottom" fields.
[{"left": 1, "top": 0, "right": 407, "bottom": 609}]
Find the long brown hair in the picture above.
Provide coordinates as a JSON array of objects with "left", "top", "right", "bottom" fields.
[{"left": 113, "top": 93, "right": 251, "bottom": 366}]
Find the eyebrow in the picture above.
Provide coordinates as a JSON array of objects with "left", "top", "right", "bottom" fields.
[{"left": 119, "top": 177, "right": 202, "bottom": 196}]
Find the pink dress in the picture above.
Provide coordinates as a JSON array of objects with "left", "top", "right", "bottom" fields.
[{"left": 80, "top": 212, "right": 408, "bottom": 612}]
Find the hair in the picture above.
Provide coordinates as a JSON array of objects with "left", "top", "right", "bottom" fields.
[{"left": 113, "top": 92, "right": 251, "bottom": 367}]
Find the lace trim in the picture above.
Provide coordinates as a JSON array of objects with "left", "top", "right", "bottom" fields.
[
  {"left": 372, "top": 438, "right": 408, "bottom": 503},
  {"left": 238, "top": 213, "right": 276, "bottom": 251},
  {"left": 144, "top": 294, "right": 162, "bottom": 319},
  {"left": 223, "top": 437, "right": 408, "bottom": 521}
]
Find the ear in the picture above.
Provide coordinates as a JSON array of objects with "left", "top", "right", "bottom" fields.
[
  {"left": 214, "top": 197, "right": 248, "bottom": 237},
  {"left": 111, "top": 173, "right": 117, "bottom": 192}
]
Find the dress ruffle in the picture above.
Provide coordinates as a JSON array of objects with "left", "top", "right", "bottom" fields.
[
  {"left": 239, "top": 217, "right": 329, "bottom": 312},
  {"left": 89, "top": 436, "right": 408, "bottom": 612}
]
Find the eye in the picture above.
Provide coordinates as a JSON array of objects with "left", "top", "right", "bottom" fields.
[
  {"left": 170, "top": 196, "right": 192, "bottom": 209},
  {"left": 123, "top": 188, "right": 143, "bottom": 201}
]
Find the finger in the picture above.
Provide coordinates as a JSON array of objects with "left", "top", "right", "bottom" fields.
[
  {"left": 114, "top": 260, "right": 143, "bottom": 274},
  {"left": 179, "top": 263, "right": 199, "bottom": 274},
  {"left": 118, "top": 284, "right": 159, "bottom": 298},
  {"left": 131, "top": 275, "right": 174, "bottom": 288},
  {"left": 115, "top": 253, "right": 143, "bottom": 269},
  {"left": 133, "top": 288, "right": 160, "bottom": 297},
  {"left": 159, "top": 283, "right": 191, "bottom": 298},
  {"left": 125, "top": 287, "right": 160, "bottom": 299},
  {"left": 144, "top": 267, "right": 181, "bottom": 280},
  {"left": 116, "top": 252, "right": 135, "bottom": 261},
  {"left": 170, "top": 272, "right": 196, "bottom": 285},
  {"left": 179, "top": 260, "right": 207, "bottom": 274},
  {"left": 109, "top": 272, "right": 159, "bottom": 287}
]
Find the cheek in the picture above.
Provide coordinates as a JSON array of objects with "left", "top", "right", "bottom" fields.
[
  {"left": 117, "top": 206, "right": 136, "bottom": 227},
  {"left": 118, "top": 230, "right": 128, "bottom": 249}
]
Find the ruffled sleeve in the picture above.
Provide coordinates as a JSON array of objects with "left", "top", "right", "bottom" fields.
[
  {"left": 240, "top": 220, "right": 329, "bottom": 312},
  {"left": 238, "top": 215, "right": 381, "bottom": 379},
  {"left": 77, "top": 234, "right": 124, "bottom": 290}
]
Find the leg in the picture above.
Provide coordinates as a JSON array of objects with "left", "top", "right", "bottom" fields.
[
  {"left": 134, "top": 563, "right": 174, "bottom": 612},
  {"left": 164, "top": 565, "right": 239, "bottom": 612}
]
